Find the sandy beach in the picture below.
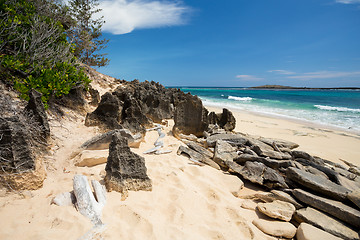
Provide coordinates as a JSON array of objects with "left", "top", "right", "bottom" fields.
[{"left": 1, "top": 94, "right": 359, "bottom": 239}]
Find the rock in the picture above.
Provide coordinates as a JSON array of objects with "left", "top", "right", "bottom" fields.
[
  {"left": 292, "top": 188, "right": 360, "bottom": 228},
  {"left": 81, "top": 129, "right": 142, "bottom": 150},
  {"left": 294, "top": 158, "right": 339, "bottom": 182},
  {"left": 241, "top": 199, "right": 259, "bottom": 210},
  {"left": 177, "top": 145, "right": 220, "bottom": 170},
  {"left": 303, "top": 165, "right": 329, "bottom": 179},
  {"left": 208, "top": 111, "right": 219, "bottom": 125},
  {"left": 218, "top": 108, "right": 236, "bottom": 131},
  {"left": 173, "top": 94, "right": 208, "bottom": 137},
  {"left": 226, "top": 161, "right": 288, "bottom": 189},
  {"left": 348, "top": 191, "right": 360, "bottom": 209},
  {"left": 258, "top": 137, "right": 299, "bottom": 150},
  {"left": 105, "top": 133, "right": 152, "bottom": 198},
  {"left": 296, "top": 222, "right": 343, "bottom": 240},
  {"left": 294, "top": 207, "right": 359, "bottom": 240},
  {"left": 0, "top": 116, "right": 35, "bottom": 172},
  {"left": 121, "top": 98, "right": 151, "bottom": 134},
  {"left": 55, "top": 86, "right": 88, "bottom": 112},
  {"left": 184, "top": 140, "right": 213, "bottom": 159},
  {"left": 252, "top": 219, "right": 296, "bottom": 238},
  {"left": 24, "top": 89, "right": 50, "bottom": 138},
  {"left": 74, "top": 150, "right": 108, "bottom": 167},
  {"left": 234, "top": 154, "right": 294, "bottom": 169},
  {"left": 257, "top": 200, "right": 296, "bottom": 221},
  {"left": 336, "top": 175, "right": 360, "bottom": 192},
  {"left": 251, "top": 145, "right": 292, "bottom": 160},
  {"left": 213, "top": 140, "right": 238, "bottom": 169},
  {"left": 85, "top": 92, "right": 123, "bottom": 129},
  {"left": 206, "top": 133, "right": 248, "bottom": 147},
  {"left": 269, "top": 190, "right": 304, "bottom": 209},
  {"left": 291, "top": 150, "right": 315, "bottom": 161},
  {"left": 88, "top": 86, "right": 100, "bottom": 106},
  {"left": 52, "top": 192, "right": 76, "bottom": 206},
  {"left": 286, "top": 167, "right": 350, "bottom": 201}
]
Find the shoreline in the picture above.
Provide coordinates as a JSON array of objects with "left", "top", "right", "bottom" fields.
[{"left": 205, "top": 104, "right": 360, "bottom": 166}]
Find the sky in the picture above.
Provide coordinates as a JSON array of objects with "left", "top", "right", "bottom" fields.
[{"left": 95, "top": 0, "right": 360, "bottom": 87}]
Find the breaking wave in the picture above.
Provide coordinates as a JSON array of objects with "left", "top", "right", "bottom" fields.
[
  {"left": 314, "top": 105, "right": 360, "bottom": 113},
  {"left": 228, "top": 96, "right": 253, "bottom": 101}
]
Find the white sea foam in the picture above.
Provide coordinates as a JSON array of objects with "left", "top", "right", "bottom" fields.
[
  {"left": 228, "top": 96, "right": 253, "bottom": 101},
  {"left": 314, "top": 105, "right": 360, "bottom": 113}
]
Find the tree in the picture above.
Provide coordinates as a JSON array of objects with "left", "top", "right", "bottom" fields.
[{"left": 68, "top": 0, "right": 109, "bottom": 67}]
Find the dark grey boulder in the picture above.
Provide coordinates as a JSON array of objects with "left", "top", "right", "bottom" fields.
[
  {"left": 234, "top": 153, "right": 294, "bottom": 169},
  {"left": 213, "top": 140, "right": 237, "bottom": 169},
  {"left": 177, "top": 145, "right": 220, "bottom": 170},
  {"left": 251, "top": 145, "right": 292, "bottom": 160},
  {"left": 173, "top": 95, "right": 209, "bottom": 137},
  {"left": 294, "top": 207, "right": 359, "bottom": 240},
  {"left": 105, "top": 133, "right": 152, "bottom": 195},
  {"left": 286, "top": 167, "right": 350, "bottom": 201},
  {"left": 24, "top": 89, "right": 50, "bottom": 138},
  {"left": 292, "top": 188, "right": 360, "bottom": 228},
  {"left": 294, "top": 158, "right": 339, "bottom": 182},
  {"left": 208, "top": 111, "right": 219, "bottom": 125},
  {"left": 184, "top": 140, "right": 213, "bottom": 159},
  {"left": 80, "top": 129, "right": 142, "bottom": 150},
  {"left": 218, "top": 108, "right": 236, "bottom": 131},
  {"left": 226, "top": 161, "right": 288, "bottom": 189},
  {"left": 0, "top": 117, "right": 36, "bottom": 174},
  {"left": 206, "top": 133, "right": 248, "bottom": 147},
  {"left": 85, "top": 92, "right": 123, "bottom": 129},
  {"left": 258, "top": 137, "right": 299, "bottom": 150}
]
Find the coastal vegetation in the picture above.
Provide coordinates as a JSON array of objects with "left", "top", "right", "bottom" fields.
[{"left": 0, "top": 0, "right": 108, "bottom": 107}]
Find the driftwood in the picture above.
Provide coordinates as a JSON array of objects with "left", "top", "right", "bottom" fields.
[
  {"left": 144, "top": 124, "right": 172, "bottom": 155},
  {"left": 73, "top": 175, "right": 106, "bottom": 226}
]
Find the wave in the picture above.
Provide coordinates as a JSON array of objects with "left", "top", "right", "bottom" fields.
[
  {"left": 314, "top": 105, "right": 360, "bottom": 113},
  {"left": 228, "top": 96, "right": 253, "bottom": 101}
]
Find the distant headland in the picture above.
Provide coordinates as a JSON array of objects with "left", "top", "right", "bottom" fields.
[{"left": 251, "top": 85, "right": 360, "bottom": 90}]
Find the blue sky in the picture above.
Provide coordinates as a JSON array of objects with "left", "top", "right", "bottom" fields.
[{"left": 96, "top": 0, "right": 360, "bottom": 87}]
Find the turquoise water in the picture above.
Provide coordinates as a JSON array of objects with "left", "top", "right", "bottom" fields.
[{"left": 178, "top": 87, "right": 360, "bottom": 133}]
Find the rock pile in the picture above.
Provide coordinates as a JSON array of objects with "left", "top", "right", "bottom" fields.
[{"left": 175, "top": 126, "right": 360, "bottom": 239}]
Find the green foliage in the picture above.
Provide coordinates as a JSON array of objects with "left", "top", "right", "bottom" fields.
[
  {"left": 68, "top": 0, "right": 109, "bottom": 67},
  {"left": 0, "top": 0, "right": 92, "bottom": 108},
  {"left": 13, "top": 61, "right": 91, "bottom": 108}
]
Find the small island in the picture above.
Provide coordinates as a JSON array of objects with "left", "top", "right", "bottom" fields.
[{"left": 251, "top": 85, "right": 360, "bottom": 90}]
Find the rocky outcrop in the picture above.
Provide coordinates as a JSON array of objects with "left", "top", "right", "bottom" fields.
[
  {"left": 24, "top": 89, "right": 50, "bottom": 139},
  {"left": 177, "top": 145, "right": 220, "bottom": 170},
  {"left": 294, "top": 207, "right": 359, "bottom": 240},
  {"left": 105, "top": 133, "right": 152, "bottom": 199},
  {"left": 206, "top": 133, "right": 248, "bottom": 147},
  {"left": 257, "top": 200, "right": 296, "bottom": 221},
  {"left": 286, "top": 167, "right": 350, "bottom": 201},
  {"left": 255, "top": 190, "right": 304, "bottom": 209},
  {"left": 252, "top": 219, "right": 296, "bottom": 238},
  {"left": 296, "top": 223, "right": 342, "bottom": 240},
  {"left": 226, "top": 161, "right": 288, "bottom": 189},
  {"left": 213, "top": 140, "right": 237, "bottom": 169},
  {"left": 173, "top": 94, "right": 209, "bottom": 137},
  {"left": 292, "top": 188, "right": 360, "bottom": 228}
]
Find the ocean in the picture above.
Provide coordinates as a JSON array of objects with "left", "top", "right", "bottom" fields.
[{"left": 177, "top": 87, "right": 360, "bottom": 134}]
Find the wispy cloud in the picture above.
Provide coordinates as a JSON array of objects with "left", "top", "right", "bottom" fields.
[
  {"left": 268, "top": 70, "right": 295, "bottom": 75},
  {"left": 287, "top": 71, "right": 360, "bottom": 80},
  {"left": 235, "top": 75, "right": 264, "bottom": 81},
  {"left": 335, "top": 0, "right": 360, "bottom": 4},
  {"left": 97, "top": 0, "right": 190, "bottom": 34}
]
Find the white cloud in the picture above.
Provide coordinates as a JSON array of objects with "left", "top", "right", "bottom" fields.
[
  {"left": 268, "top": 70, "right": 295, "bottom": 75},
  {"left": 336, "top": 0, "right": 360, "bottom": 3},
  {"left": 235, "top": 75, "right": 264, "bottom": 81},
  {"left": 287, "top": 71, "right": 360, "bottom": 80},
  {"left": 97, "top": 0, "right": 190, "bottom": 34}
]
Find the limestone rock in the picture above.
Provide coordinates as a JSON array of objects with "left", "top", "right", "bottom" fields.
[
  {"left": 252, "top": 219, "right": 296, "bottom": 238},
  {"left": 183, "top": 140, "right": 213, "bottom": 159},
  {"left": 241, "top": 199, "right": 259, "bottom": 210},
  {"left": 105, "top": 133, "right": 152, "bottom": 197},
  {"left": 292, "top": 188, "right": 360, "bottom": 228},
  {"left": 206, "top": 133, "right": 249, "bottom": 147},
  {"left": 52, "top": 192, "right": 76, "bottom": 206},
  {"left": 75, "top": 150, "right": 108, "bottom": 167},
  {"left": 258, "top": 137, "right": 299, "bottom": 150},
  {"left": 296, "top": 223, "right": 342, "bottom": 240},
  {"left": 286, "top": 167, "right": 350, "bottom": 201},
  {"left": 85, "top": 92, "right": 123, "bottom": 129},
  {"left": 173, "top": 94, "right": 208, "bottom": 137},
  {"left": 218, "top": 108, "right": 236, "bottom": 131},
  {"left": 257, "top": 200, "right": 296, "bottom": 221},
  {"left": 213, "top": 140, "right": 238, "bottom": 169},
  {"left": 251, "top": 145, "right": 292, "bottom": 160},
  {"left": 24, "top": 89, "right": 50, "bottom": 138},
  {"left": 81, "top": 129, "right": 143, "bottom": 150},
  {"left": 348, "top": 191, "right": 360, "bottom": 209},
  {"left": 177, "top": 145, "right": 220, "bottom": 170},
  {"left": 294, "top": 207, "right": 359, "bottom": 240},
  {"left": 226, "top": 161, "right": 288, "bottom": 189},
  {"left": 234, "top": 154, "right": 294, "bottom": 169}
]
